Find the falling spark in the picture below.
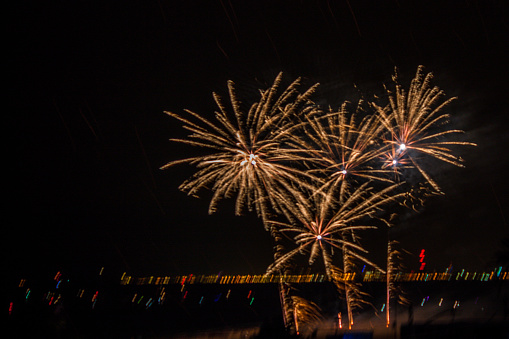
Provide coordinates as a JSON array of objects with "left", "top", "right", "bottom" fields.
[{"left": 291, "top": 296, "right": 323, "bottom": 337}]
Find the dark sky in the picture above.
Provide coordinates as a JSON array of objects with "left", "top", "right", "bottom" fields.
[{"left": 7, "top": 0, "right": 508, "bottom": 278}]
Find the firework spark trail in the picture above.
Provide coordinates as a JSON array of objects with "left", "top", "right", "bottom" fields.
[
  {"left": 161, "top": 73, "right": 319, "bottom": 226},
  {"left": 386, "top": 240, "right": 411, "bottom": 327},
  {"left": 372, "top": 65, "right": 476, "bottom": 192},
  {"left": 291, "top": 296, "right": 323, "bottom": 336},
  {"left": 340, "top": 231, "right": 374, "bottom": 329},
  {"left": 386, "top": 239, "right": 393, "bottom": 327}
]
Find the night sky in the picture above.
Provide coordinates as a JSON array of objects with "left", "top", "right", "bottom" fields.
[{"left": 7, "top": 1, "right": 508, "bottom": 278}]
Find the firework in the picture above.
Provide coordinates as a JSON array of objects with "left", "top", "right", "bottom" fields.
[
  {"left": 161, "top": 74, "right": 320, "bottom": 335},
  {"left": 372, "top": 65, "right": 476, "bottom": 192},
  {"left": 285, "top": 100, "right": 394, "bottom": 204},
  {"left": 161, "top": 67, "right": 475, "bottom": 333},
  {"left": 161, "top": 73, "right": 319, "bottom": 226},
  {"left": 264, "top": 181, "right": 404, "bottom": 330},
  {"left": 265, "top": 181, "right": 405, "bottom": 277}
]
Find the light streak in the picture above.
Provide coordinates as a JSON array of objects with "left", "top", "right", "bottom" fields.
[
  {"left": 145, "top": 298, "right": 153, "bottom": 309},
  {"left": 92, "top": 291, "right": 99, "bottom": 303}
]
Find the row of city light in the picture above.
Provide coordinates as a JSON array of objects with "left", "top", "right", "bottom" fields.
[
  {"left": 120, "top": 269, "right": 508, "bottom": 286},
  {"left": 10, "top": 268, "right": 506, "bottom": 316},
  {"left": 364, "top": 268, "right": 506, "bottom": 282}
]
